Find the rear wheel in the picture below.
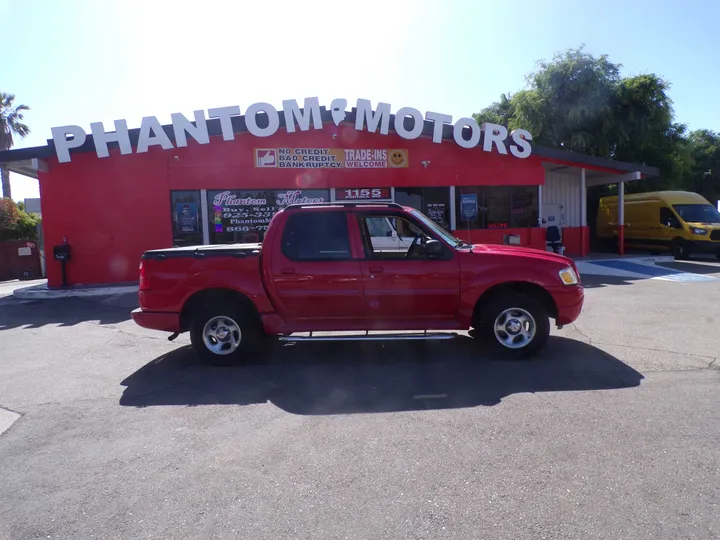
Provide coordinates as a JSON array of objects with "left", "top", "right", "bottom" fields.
[
  {"left": 473, "top": 292, "right": 551, "bottom": 360},
  {"left": 189, "top": 302, "right": 263, "bottom": 366},
  {"left": 671, "top": 239, "right": 690, "bottom": 260}
]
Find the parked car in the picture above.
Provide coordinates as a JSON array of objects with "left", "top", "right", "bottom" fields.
[
  {"left": 597, "top": 190, "right": 720, "bottom": 259},
  {"left": 131, "top": 202, "right": 584, "bottom": 365}
]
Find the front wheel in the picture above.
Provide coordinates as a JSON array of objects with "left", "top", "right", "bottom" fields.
[
  {"left": 473, "top": 292, "right": 551, "bottom": 360},
  {"left": 189, "top": 302, "right": 263, "bottom": 366}
]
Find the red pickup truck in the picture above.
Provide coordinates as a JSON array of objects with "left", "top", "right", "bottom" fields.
[{"left": 131, "top": 202, "right": 583, "bottom": 365}]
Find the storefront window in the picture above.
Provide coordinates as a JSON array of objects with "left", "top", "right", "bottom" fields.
[
  {"left": 207, "top": 188, "right": 330, "bottom": 244},
  {"left": 455, "top": 186, "right": 538, "bottom": 230},
  {"left": 170, "top": 191, "right": 203, "bottom": 246},
  {"left": 511, "top": 186, "right": 539, "bottom": 228},
  {"left": 394, "top": 187, "right": 451, "bottom": 231}
]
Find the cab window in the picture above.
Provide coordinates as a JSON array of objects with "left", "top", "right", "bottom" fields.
[
  {"left": 659, "top": 207, "right": 681, "bottom": 228},
  {"left": 366, "top": 217, "right": 393, "bottom": 238},
  {"left": 360, "top": 215, "right": 431, "bottom": 259},
  {"left": 281, "top": 212, "right": 352, "bottom": 261}
]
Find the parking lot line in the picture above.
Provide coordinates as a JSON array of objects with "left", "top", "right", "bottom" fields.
[{"left": 578, "top": 259, "right": 719, "bottom": 282}]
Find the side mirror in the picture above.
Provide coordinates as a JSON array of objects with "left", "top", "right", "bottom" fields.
[
  {"left": 666, "top": 217, "right": 681, "bottom": 229},
  {"left": 425, "top": 239, "right": 443, "bottom": 257}
]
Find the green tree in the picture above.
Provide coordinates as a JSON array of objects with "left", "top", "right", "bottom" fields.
[
  {"left": 684, "top": 130, "right": 720, "bottom": 205},
  {"left": 0, "top": 198, "right": 39, "bottom": 241},
  {"left": 473, "top": 47, "right": 689, "bottom": 189},
  {"left": 0, "top": 93, "right": 31, "bottom": 200}
]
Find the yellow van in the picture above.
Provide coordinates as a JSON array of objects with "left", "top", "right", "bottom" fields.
[{"left": 596, "top": 191, "right": 720, "bottom": 260}]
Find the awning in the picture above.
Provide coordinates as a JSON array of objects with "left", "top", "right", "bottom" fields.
[{"left": 0, "top": 158, "right": 48, "bottom": 180}]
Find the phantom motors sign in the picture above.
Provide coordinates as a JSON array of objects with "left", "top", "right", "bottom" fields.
[{"left": 50, "top": 97, "right": 533, "bottom": 163}]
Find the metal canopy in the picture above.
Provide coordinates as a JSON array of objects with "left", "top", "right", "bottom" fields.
[{"left": 0, "top": 158, "right": 48, "bottom": 180}]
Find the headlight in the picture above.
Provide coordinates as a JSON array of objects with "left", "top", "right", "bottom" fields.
[
  {"left": 690, "top": 227, "right": 708, "bottom": 235},
  {"left": 559, "top": 266, "right": 579, "bottom": 285}
]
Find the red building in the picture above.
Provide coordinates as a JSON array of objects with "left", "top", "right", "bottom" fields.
[{"left": 0, "top": 99, "right": 658, "bottom": 288}]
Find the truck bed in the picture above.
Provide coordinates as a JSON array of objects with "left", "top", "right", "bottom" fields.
[{"left": 142, "top": 243, "right": 263, "bottom": 260}]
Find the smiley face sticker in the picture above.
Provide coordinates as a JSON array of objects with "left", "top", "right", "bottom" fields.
[{"left": 387, "top": 149, "right": 408, "bottom": 168}]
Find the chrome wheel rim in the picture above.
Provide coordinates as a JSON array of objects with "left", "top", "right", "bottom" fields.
[
  {"left": 202, "top": 316, "right": 241, "bottom": 356},
  {"left": 493, "top": 308, "right": 536, "bottom": 349}
]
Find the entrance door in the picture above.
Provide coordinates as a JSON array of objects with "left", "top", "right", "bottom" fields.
[
  {"left": 356, "top": 213, "right": 461, "bottom": 328},
  {"left": 268, "top": 210, "right": 365, "bottom": 326}
]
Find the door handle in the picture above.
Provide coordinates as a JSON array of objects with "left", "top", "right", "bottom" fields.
[
  {"left": 369, "top": 265, "right": 383, "bottom": 273},
  {"left": 281, "top": 267, "right": 295, "bottom": 275}
]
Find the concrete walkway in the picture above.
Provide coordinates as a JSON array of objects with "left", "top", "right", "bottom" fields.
[{"left": 11, "top": 280, "right": 138, "bottom": 300}]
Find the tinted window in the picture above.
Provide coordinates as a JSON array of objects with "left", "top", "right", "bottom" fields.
[
  {"left": 170, "top": 191, "right": 203, "bottom": 247},
  {"left": 394, "top": 186, "right": 451, "bottom": 231},
  {"left": 659, "top": 207, "right": 676, "bottom": 225},
  {"left": 455, "top": 186, "right": 539, "bottom": 230},
  {"left": 485, "top": 187, "right": 511, "bottom": 229},
  {"left": 511, "top": 186, "right": 539, "bottom": 228},
  {"left": 672, "top": 204, "right": 720, "bottom": 223},
  {"left": 281, "top": 212, "right": 351, "bottom": 261},
  {"left": 208, "top": 189, "right": 330, "bottom": 244}
]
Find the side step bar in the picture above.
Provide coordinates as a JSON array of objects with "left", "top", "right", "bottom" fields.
[{"left": 278, "top": 332, "right": 458, "bottom": 343}]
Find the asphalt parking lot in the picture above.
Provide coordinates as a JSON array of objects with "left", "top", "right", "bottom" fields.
[{"left": 1, "top": 260, "right": 719, "bottom": 540}]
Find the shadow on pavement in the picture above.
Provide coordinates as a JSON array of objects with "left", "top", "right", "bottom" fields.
[
  {"left": 659, "top": 260, "right": 720, "bottom": 274},
  {"left": 0, "top": 294, "right": 136, "bottom": 330},
  {"left": 578, "top": 275, "right": 640, "bottom": 289},
  {"left": 119, "top": 336, "right": 644, "bottom": 414}
]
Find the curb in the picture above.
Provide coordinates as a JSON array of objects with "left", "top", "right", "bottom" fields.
[{"left": 13, "top": 284, "right": 138, "bottom": 300}]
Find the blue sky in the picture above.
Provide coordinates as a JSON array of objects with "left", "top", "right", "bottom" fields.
[{"left": 3, "top": 0, "right": 719, "bottom": 202}]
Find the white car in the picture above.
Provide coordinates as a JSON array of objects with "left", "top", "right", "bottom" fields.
[{"left": 366, "top": 216, "right": 417, "bottom": 252}]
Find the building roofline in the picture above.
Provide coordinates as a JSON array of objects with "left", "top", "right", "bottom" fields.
[{"left": 0, "top": 107, "right": 660, "bottom": 177}]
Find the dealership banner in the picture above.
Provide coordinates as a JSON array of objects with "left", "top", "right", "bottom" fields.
[{"left": 255, "top": 148, "right": 409, "bottom": 169}]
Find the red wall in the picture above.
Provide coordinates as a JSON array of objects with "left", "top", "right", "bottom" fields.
[{"left": 38, "top": 124, "right": 548, "bottom": 287}]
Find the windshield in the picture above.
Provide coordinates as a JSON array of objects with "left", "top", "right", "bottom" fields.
[
  {"left": 672, "top": 204, "right": 720, "bottom": 224},
  {"left": 409, "top": 208, "right": 468, "bottom": 247}
]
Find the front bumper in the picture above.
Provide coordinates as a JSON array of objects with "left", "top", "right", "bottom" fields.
[
  {"left": 552, "top": 285, "right": 585, "bottom": 325},
  {"left": 131, "top": 308, "right": 181, "bottom": 333},
  {"left": 685, "top": 240, "right": 720, "bottom": 254}
]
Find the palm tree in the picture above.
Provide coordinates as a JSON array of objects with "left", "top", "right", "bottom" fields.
[{"left": 0, "top": 93, "right": 31, "bottom": 199}]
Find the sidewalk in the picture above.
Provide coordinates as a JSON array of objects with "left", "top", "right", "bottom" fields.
[{"left": 12, "top": 280, "right": 138, "bottom": 300}]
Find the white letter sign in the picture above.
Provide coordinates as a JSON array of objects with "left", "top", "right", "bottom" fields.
[
  {"left": 51, "top": 125, "right": 87, "bottom": 163},
  {"left": 136, "top": 116, "right": 174, "bottom": 153},
  {"left": 208, "top": 105, "right": 241, "bottom": 141},
  {"left": 283, "top": 97, "right": 322, "bottom": 133},
  {"left": 394, "top": 107, "right": 424, "bottom": 140},
  {"left": 90, "top": 120, "right": 133, "bottom": 159},
  {"left": 510, "top": 129, "right": 533, "bottom": 158},
  {"left": 355, "top": 99, "right": 391, "bottom": 135},
  {"left": 171, "top": 110, "right": 210, "bottom": 147},
  {"left": 49, "top": 97, "right": 533, "bottom": 162},
  {"left": 452, "top": 118, "right": 481, "bottom": 149},
  {"left": 245, "top": 102, "right": 280, "bottom": 137}
]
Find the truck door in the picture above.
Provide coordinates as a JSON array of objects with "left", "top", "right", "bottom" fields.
[
  {"left": 356, "top": 213, "right": 461, "bottom": 324},
  {"left": 268, "top": 210, "right": 365, "bottom": 325}
]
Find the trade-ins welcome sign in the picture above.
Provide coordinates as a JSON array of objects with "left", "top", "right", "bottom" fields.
[{"left": 50, "top": 97, "right": 533, "bottom": 163}]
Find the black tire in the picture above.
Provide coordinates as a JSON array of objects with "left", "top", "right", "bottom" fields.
[
  {"left": 473, "top": 291, "right": 551, "bottom": 360},
  {"left": 671, "top": 239, "right": 690, "bottom": 260},
  {"left": 189, "top": 301, "right": 264, "bottom": 366}
]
